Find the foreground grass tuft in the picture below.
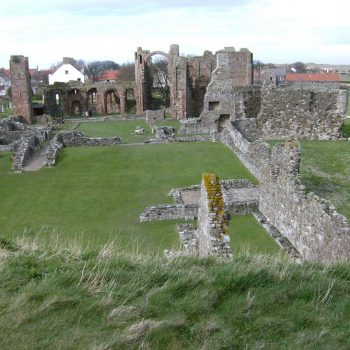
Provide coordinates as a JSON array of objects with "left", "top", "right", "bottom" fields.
[{"left": 0, "top": 237, "right": 349, "bottom": 349}]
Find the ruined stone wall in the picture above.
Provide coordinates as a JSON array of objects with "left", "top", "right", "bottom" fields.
[
  {"left": 197, "top": 173, "right": 232, "bottom": 258},
  {"left": 259, "top": 140, "right": 350, "bottom": 263},
  {"left": 187, "top": 51, "right": 216, "bottom": 117},
  {"left": 256, "top": 85, "right": 345, "bottom": 140},
  {"left": 44, "top": 130, "right": 121, "bottom": 167},
  {"left": 200, "top": 48, "right": 253, "bottom": 123},
  {"left": 44, "top": 81, "right": 137, "bottom": 117},
  {"left": 220, "top": 125, "right": 270, "bottom": 180},
  {"left": 222, "top": 125, "right": 350, "bottom": 263},
  {"left": 45, "top": 134, "right": 63, "bottom": 167},
  {"left": 11, "top": 126, "right": 50, "bottom": 171},
  {"left": 10, "top": 55, "right": 33, "bottom": 123},
  {"left": 57, "top": 130, "right": 121, "bottom": 147},
  {"left": 135, "top": 45, "right": 223, "bottom": 119},
  {"left": 139, "top": 204, "right": 198, "bottom": 222}
]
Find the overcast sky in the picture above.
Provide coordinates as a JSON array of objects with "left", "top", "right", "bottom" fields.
[{"left": 0, "top": 0, "right": 349, "bottom": 69}]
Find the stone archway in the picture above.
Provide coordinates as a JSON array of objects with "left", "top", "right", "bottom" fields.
[
  {"left": 125, "top": 88, "right": 136, "bottom": 113},
  {"left": 87, "top": 88, "right": 98, "bottom": 114},
  {"left": 104, "top": 89, "right": 120, "bottom": 114},
  {"left": 145, "top": 52, "right": 170, "bottom": 110},
  {"left": 68, "top": 88, "right": 84, "bottom": 116}
]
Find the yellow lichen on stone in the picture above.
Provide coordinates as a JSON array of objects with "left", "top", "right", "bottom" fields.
[{"left": 202, "top": 173, "right": 228, "bottom": 237}]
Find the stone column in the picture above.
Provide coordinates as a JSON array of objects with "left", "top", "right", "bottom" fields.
[
  {"left": 197, "top": 173, "right": 233, "bottom": 258},
  {"left": 119, "top": 90, "right": 126, "bottom": 114},
  {"left": 10, "top": 55, "right": 33, "bottom": 123}
]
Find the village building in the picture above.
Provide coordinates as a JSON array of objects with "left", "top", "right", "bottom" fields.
[{"left": 48, "top": 57, "right": 85, "bottom": 85}]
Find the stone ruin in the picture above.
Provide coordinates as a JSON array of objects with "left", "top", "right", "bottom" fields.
[
  {"left": 196, "top": 173, "right": 232, "bottom": 258},
  {"left": 220, "top": 122, "right": 350, "bottom": 263},
  {"left": 45, "top": 130, "right": 122, "bottom": 167},
  {"left": 0, "top": 116, "right": 50, "bottom": 171},
  {"left": 10, "top": 55, "right": 33, "bottom": 124},
  {"left": 161, "top": 173, "right": 233, "bottom": 259},
  {"left": 5, "top": 45, "right": 350, "bottom": 263}
]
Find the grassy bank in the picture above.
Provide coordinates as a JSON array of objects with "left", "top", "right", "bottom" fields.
[
  {"left": 0, "top": 143, "right": 277, "bottom": 254},
  {"left": 300, "top": 140, "right": 350, "bottom": 219},
  {"left": 0, "top": 238, "right": 349, "bottom": 349}
]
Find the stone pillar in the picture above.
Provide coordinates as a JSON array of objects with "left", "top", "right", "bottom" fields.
[
  {"left": 10, "top": 55, "right": 33, "bottom": 123},
  {"left": 119, "top": 90, "right": 126, "bottom": 114},
  {"left": 197, "top": 173, "right": 233, "bottom": 258}
]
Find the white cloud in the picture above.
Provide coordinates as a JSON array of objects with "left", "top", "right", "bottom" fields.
[{"left": 0, "top": 0, "right": 349, "bottom": 68}]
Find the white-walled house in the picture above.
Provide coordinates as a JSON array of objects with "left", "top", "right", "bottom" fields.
[
  {"left": 0, "top": 70, "right": 11, "bottom": 96},
  {"left": 48, "top": 64, "right": 85, "bottom": 85}
]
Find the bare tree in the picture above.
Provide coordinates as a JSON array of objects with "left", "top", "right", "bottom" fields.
[
  {"left": 118, "top": 62, "right": 135, "bottom": 81},
  {"left": 85, "top": 61, "right": 120, "bottom": 82},
  {"left": 149, "top": 56, "right": 170, "bottom": 107}
]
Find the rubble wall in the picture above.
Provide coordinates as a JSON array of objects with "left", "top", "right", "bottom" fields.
[
  {"left": 256, "top": 85, "right": 346, "bottom": 140},
  {"left": 259, "top": 140, "right": 350, "bottom": 263}
]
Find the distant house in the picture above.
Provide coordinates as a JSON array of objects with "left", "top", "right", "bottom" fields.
[
  {"left": 260, "top": 67, "right": 286, "bottom": 86},
  {"left": 285, "top": 73, "right": 340, "bottom": 88},
  {"left": 0, "top": 70, "right": 11, "bottom": 97},
  {"left": 48, "top": 59, "right": 84, "bottom": 85},
  {"left": 98, "top": 70, "right": 120, "bottom": 83}
]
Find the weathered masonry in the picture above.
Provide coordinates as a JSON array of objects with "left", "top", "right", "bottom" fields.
[
  {"left": 135, "top": 44, "right": 217, "bottom": 118},
  {"left": 44, "top": 81, "right": 137, "bottom": 117},
  {"left": 10, "top": 55, "right": 33, "bottom": 123}
]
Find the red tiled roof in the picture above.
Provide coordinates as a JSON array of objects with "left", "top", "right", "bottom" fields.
[
  {"left": 98, "top": 70, "right": 120, "bottom": 81},
  {"left": 285, "top": 73, "right": 340, "bottom": 82},
  {"left": 1, "top": 69, "right": 11, "bottom": 79}
]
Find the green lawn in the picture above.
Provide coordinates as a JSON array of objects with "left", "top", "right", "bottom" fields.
[
  {"left": 343, "top": 119, "right": 350, "bottom": 138},
  {"left": 76, "top": 120, "right": 153, "bottom": 143},
  {"left": 300, "top": 140, "right": 350, "bottom": 219},
  {"left": 0, "top": 142, "right": 277, "bottom": 254}
]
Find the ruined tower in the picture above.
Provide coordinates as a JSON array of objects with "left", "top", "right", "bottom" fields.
[{"left": 10, "top": 55, "right": 33, "bottom": 123}]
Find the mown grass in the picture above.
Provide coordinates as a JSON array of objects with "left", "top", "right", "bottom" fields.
[
  {"left": 343, "top": 119, "right": 350, "bottom": 138},
  {"left": 76, "top": 120, "right": 152, "bottom": 143},
  {"left": 300, "top": 140, "right": 350, "bottom": 219},
  {"left": 0, "top": 238, "right": 349, "bottom": 349},
  {"left": 0, "top": 143, "right": 275, "bottom": 254}
]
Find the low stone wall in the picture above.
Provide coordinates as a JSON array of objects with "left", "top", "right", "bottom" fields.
[
  {"left": 146, "top": 134, "right": 212, "bottom": 144},
  {"left": 57, "top": 130, "right": 121, "bottom": 147},
  {"left": 225, "top": 199, "right": 259, "bottom": 216},
  {"left": 139, "top": 204, "right": 198, "bottom": 222},
  {"left": 170, "top": 179, "right": 256, "bottom": 205},
  {"left": 44, "top": 134, "right": 63, "bottom": 167},
  {"left": 44, "top": 130, "right": 122, "bottom": 167},
  {"left": 220, "top": 125, "right": 270, "bottom": 180},
  {"left": 11, "top": 126, "right": 50, "bottom": 171},
  {"left": 64, "top": 114, "right": 145, "bottom": 124}
]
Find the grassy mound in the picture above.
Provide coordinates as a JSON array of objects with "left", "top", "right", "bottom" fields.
[{"left": 0, "top": 237, "right": 349, "bottom": 349}]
